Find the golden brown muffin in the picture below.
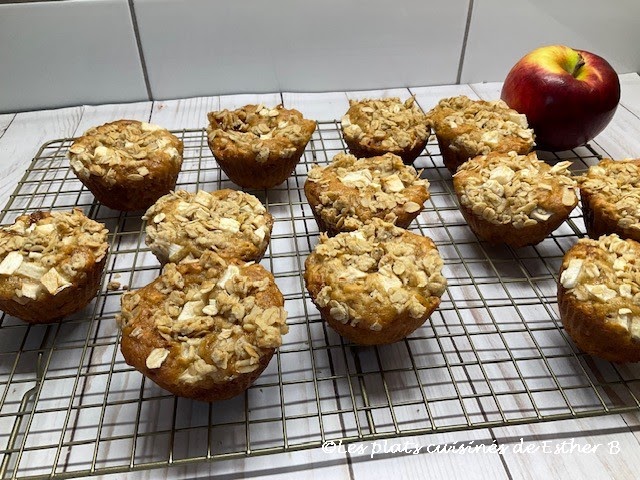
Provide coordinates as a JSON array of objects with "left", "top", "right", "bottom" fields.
[
  {"left": 207, "top": 104, "right": 316, "bottom": 189},
  {"left": 0, "top": 209, "right": 108, "bottom": 323},
  {"left": 117, "top": 252, "right": 288, "bottom": 402},
  {"left": 304, "top": 219, "right": 446, "bottom": 345},
  {"left": 453, "top": 151, "right": 578, "bottom": 248},
  {"left": 341, "top": 97, "right": 429, "bottom": 164},
  {"left": 143, "top": 189, "right": 273, "bottom": 265},
  {"left": 558, "top": 234, "right": 640, "bottom": 363},
  {"left": 427, "top": 96, "right": 534, "bottom": 174},
  {"left": 304, "top": 152, "right": 430, "bottom": 235},
  {"left": 579, "top": 158, "right": 640, "bottom": 241},
  {"left": 68, "top": 120, "right": 184, "bottom": 211}
]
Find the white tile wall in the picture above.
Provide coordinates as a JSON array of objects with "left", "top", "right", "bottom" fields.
[
  {"left": 1, "top": 0, "right": 639, "bottom": 112},
  {"left": 0, "top": 0, "right": 147, "bottom": 113},
  {"left": 132, "top": 0, "right": 470, "bottom": 100},
  {"left": 461, "top": 0, "right": 640, "bottom": 84}
]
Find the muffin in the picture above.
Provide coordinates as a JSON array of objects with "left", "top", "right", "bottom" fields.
[
  {"left": 143, "top": 189, "right": 273, "bottom": 265},
  {"left": 341, "top": 97, "right": 429, "bottom": 164},
  {"left": 427, "top": 96, "right": 534, "bottom": 173},
  {"left": 579, "top": 158, "right": 640, "bottom": 241},
  {"left": 117, "top": 252, "right": 288, "bottom": 402},
  {"left": 304, "top": 219, "right": 446, "bottom": 345},
  {"left": 207, "top": 104, "right": 316, "bottom": 189},
  {"left": 558, "top": 234, "right": 640, "bottom": 363},
  {"left": 453, "top": 151, "right": 578, "bottom": 248},
  {"left": 0, "top": 209, "right": 109, "bottom": 323},
  {"left": 68, "top": 120, "right": 184, "bottom": 211},
  {"left": 304, "top": 152, "right": 430, "bottom": 235}
]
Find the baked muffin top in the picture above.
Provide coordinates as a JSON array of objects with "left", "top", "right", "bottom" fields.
[
  {"left": 428, "top": 96, "right": 534, "bottom": 154},
  {"left": 118, "top": 252, "right": 288, "bottom": 384},
  {"left": 207, "top": 104, "right": 316, "bottom": 163},
  {"left": 580, "top": 159, "right": 640, "bottom": 232},
  {"left": 454, "top": 151, "right": 578, "bottom": 229},
  {"left": 68, "top": 120, "right": 183, "bottom": 186},
  {"left": 0, "top": 209, "right": 108, "bottom": 301},
  {"left": 560, "top": 234, "right": 640, "bottom": 337},
  {"left": 304, "top": 219, "right": 446, "bottom": 332},
  {"left": 143, "top": 189, "right": 273, "bottom": 264},
  {"left": 341, "top": 97, "right": 429, "bottom": 153},
  {"left": 305, "top": 153, "right": 429, "bottom": 231}
]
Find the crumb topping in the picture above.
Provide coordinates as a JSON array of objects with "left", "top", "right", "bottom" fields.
[
  {"left": 580, "top": 159, "right": 640, "bottom": 232},
  {"left": 0, "top": 209, "right": 108, "bottom": 302},
  {"left": 306, "top": 153, "right": 429, "bottom": 231},
  {"left": 341, "top": 97, "right": 429, "bottom": 151},
  {"left": 118, "top": 253, "right": 288, "bottom": 384},
  {"left": 144, "top": 189, "right": 273, "bottom": 264},
  {"left": 306, "top": 219, "right": 446, "bottom": 330},
  {"left": 207, "top": 104, "right": 316, "bottom": 163},
  {"left": 428, "top": 96, "right": 534, "bottom": 154},
  {"left": 560, "top": 234, "right": 640, "bottom": 338},
  {"left": 455, "top": 152, "right": 577, "bottom": 228},
  {"left": 68, "top": 120, "right": 183, "bottom": 186}
]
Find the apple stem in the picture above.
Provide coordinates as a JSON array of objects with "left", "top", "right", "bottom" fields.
[{"left": 571, "top": 53, "right": 586, "bottom": 78}]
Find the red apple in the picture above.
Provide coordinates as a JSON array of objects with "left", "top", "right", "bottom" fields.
[{"left": 500, "top": 45, "right": 620, "bottom": 151}]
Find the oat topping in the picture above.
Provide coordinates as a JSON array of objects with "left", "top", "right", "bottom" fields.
[
  {"left": 306, "top": 153, "right": 429, "bottom": 231},
  {"left": 560, "top": 234, "right": 640, "bottom": 338},
  {"left": 0, "top": 209, "right": 108, "bottom": 303},
  {"left": 455, "top": 152, "right": 578, "bottom": 229},
  {"left": 306, "top": 219, "right": 446, "bottom": 330},
  {"left": 341, "top": 97, "right": 429, "bottom": 151},
  {"left": 428, "top": 96, "right": 534, "bottom": 155},
  {"left": 118, "top": 253, "right": 288, "bottom": 384},
  {"left": 144, "top": 189, "right": 273, "bottom": 264},
  {"left": 580, "top": 159, "right": 640, "bottom": 232},
  {"left": 68, "top": 120, "right": 183, "bottom": 186},
  {"left": 207, "top": 105, "right": 316, "bottom": 163}
]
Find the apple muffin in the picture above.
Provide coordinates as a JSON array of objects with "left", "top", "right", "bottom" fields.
[
  {"left": 453, "top": 151, "right": 578, "bottom": 248},
  {"left": 117, "top": 252, "right": 288, "bottom": 402},
  {"left": 0, "top": 209, "right": 109, "bottom": 323},
  {"left": 341, "top": 97, "right": 429, "bottom": 164},
  {"left": 558, "top": 234, "right": 640, "bottom": 363},
  {"left": 427, "top": 96, "right": 534, "bottom": 173},
  {"left": 304, "top": 152, "right": 430, "bottom": 236},
  {"left": 143, "top": 189, "right": 273, "bottom": 265},
  {"left": 68, "top": 120, "right": 184, "bottom": 211},
  {"left": 579, "top": 158, "right": 640, "bottom": 241},
  {"left": 207, "top": 104, "right": 316, "bottom": 189},
  {"left": 304, "top": 219, "right": 447, "bottom": 345}
]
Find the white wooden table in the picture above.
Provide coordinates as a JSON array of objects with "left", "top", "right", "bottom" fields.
[{"left": 1, "top": 75, "right": 640, "bottom": 480}]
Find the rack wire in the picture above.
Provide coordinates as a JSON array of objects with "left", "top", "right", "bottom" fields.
[{"left": 1, "top": 122, "right": 640, "bottom": 479}]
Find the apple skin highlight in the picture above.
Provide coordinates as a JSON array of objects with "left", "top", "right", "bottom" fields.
[{"left": 501, "top": 45, "right": 620, "bottom": 152}]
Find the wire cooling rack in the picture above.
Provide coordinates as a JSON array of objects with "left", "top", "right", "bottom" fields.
[{"left": 1, "top": 123, "right": 640, "bottom": 479}]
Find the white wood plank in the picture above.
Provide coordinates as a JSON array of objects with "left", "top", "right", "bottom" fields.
[
  {"left": 345, "top": 88, "right": 413, "bottom": 101},
  {"left": 282, "top": 91, "right": 349, "bottom": 122},
  {"left": 350, "top": 430, "right": 509, "bottom": 480},
  {"left": 592, "top": 105, "right": 640, "bottom": 159},
  {"left": 219, "top": 93, "right": 282, "bottom": 111},
  {"left": 0, "top": 113, "right": 15, "bottom": 138},
  {"left": 410, "top": 84, "right": 478, "bottom": 112},
  {"left": 73, "top": 102, "right": 153, "bottom": 135},
  {"left": 0, "top": 106, "right": 82, "bottom": 207},
  {"left": 151, "top": 96, "right": 219, "bottom": 131},
  {"left": 99, "top": 448, "right": 350, "bottom": 479},
  {"left": 619, "top": 73, "right": 640, "bottom": 120},
  {"left": 468, "top": 82, "right": 503, "bottom": 101},
  {"left": 493, "top": 417, "right": 640, "bottom": 480}
]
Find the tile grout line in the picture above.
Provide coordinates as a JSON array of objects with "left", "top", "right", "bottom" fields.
[
  {"left": 127, "top": 0, "right": 153, "bottom": 102},
  {"left": 456, "top": 0, "right": 475, "bottom": 85}
]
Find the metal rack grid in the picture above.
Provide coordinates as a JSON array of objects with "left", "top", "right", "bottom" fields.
[{"left": 1, "top": 122, "right": 640, "bottom": 479}]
